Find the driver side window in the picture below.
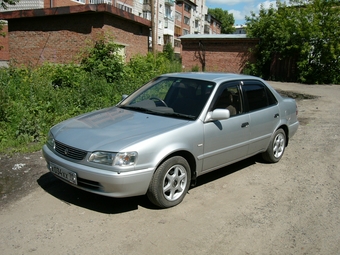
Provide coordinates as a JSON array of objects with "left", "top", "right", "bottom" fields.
[{"left": 213, "top": 83, "right": 242, "bottom": 117}]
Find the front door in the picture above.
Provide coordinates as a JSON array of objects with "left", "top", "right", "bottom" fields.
[{"left": 201, "top": 81, "right": 250, "bottom": 173}]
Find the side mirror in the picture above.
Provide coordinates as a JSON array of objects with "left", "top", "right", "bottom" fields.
[
  {"left": 205, "top": 109, "right": 230, "bottom": 122},
  {"left": 121, "top": 94, "right": 129, "bottom": 100},
  {"left": 116, "top": 94, "right": 129, "bottom": 105}
]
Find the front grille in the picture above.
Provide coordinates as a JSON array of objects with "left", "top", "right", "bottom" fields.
[{"left": 55, "top": 141, "right": 87, "bottom": 161}]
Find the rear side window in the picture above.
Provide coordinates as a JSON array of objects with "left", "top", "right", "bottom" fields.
[{"left": 242, "top": 81, "right": 277, "bottom": 112}]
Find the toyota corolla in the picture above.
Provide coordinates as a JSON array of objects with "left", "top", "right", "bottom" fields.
[{"left": 42, "top": 73, "right": 299, "bottom": 208}]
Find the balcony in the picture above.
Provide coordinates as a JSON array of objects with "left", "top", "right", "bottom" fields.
[
  {"left": 90, "top": 0, "right": 112, "bottom": 4},
  {"left": 164, "top": 19, "right": 174, "bottom": 36},
  {"left": 143, "top": 0, "right": 151, "bottom": 11},
  {"left": 165, "top": 0, "right": 175, "bottom": 6},
  {"left": 195, "top": 14, "right": 201, "bottom": 20},
  {"left": 164, "top": 14, "right": 173, "bottom": 21},
  {"left": 174, "top": 26, "right": 182, "bottom": 37}
]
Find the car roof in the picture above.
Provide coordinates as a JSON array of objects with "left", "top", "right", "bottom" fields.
[{"left": 160, "top": 72, "right": 262, "bottom": 84}]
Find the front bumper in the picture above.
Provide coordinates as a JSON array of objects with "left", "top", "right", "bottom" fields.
[{"left": 42, "top": 145, "right": 154, "bottom": 198}]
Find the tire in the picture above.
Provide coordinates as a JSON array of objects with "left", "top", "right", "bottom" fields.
[
  {"left": 262, "top": 128, "right": 286, "bottom": 163},
  {"left": 147, "top": 156, "right": 191, "bottom": 208}
]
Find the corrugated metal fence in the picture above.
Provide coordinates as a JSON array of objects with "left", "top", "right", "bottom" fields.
[{"left": 270, "top": 53, "right": 298, "bottom": 82}]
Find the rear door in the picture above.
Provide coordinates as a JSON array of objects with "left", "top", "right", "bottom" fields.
[
  {"left": 201, "top": 81, "right": 250, "bottom": 172},
  {"left": 242, "top": 80, "right": 280, "bottom": 155}
]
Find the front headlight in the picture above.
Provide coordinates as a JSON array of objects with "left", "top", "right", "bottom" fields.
[
  {"left": 47, "top": 131, "right": 55, "bottom": 149},
  {"left": 88, "top": 151, "right": 138, "bottom": 166},
  {"left": 88, "top": 151, "right": 115, "bottom": 165},
  {"left": 114, "top": 152, "right": 138, "bottom": 166}
]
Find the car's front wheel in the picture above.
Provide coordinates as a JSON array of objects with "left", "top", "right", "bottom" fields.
[
  {"left": 147, "top": 156, "right": 191, "bottom": 208},
  {"left": 262, "top": 128, "right": 286, "bottom": 163}
]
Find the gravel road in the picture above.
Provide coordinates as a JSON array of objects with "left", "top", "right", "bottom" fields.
[{"left": 0, "top": 81, "right": 339, "bottom": 255}]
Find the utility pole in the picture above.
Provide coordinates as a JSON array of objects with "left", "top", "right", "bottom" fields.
[{"left": 151, "top": 0, "right": 156, "bottom": 55}]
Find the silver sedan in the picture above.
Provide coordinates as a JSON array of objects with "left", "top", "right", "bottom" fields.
[{"left": 42, "top": 72, "right": 299, "bottom": 208}]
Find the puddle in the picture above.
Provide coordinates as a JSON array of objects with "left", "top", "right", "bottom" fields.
[{"left": 276, "top": 90, "right": 318, "bottom": 100}]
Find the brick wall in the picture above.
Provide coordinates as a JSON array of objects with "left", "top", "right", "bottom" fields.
[
  {"left": 7, "top": 10, "right": 150, "bottom": 66},
  {"left": 0, "top": 24, "right": 10, "bottom": 62},
  {"left": 181, "top": 38, "right": 259, "bottom": 73}
]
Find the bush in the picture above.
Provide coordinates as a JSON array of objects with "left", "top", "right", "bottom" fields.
[
  {"left": 191, "top": 65, "right": 200, "bottom": 72},
  {"left": 80, "top": 38, "right": 126, "bottom": 84},
  {"left": 0, "top": 41, "right": 183, "bottom": 153}
]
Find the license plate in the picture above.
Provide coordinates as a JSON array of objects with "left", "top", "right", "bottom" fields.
[{"left": 49, "top": 162, "right": 77, "bottom": 185}]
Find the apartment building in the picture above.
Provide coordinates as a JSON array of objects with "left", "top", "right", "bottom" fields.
[
  {"left": 137, "top": 0, "right": 219, "bottom": 55},
  {"left": 1, "top": 0, "right": 219, "bottom": 55}
]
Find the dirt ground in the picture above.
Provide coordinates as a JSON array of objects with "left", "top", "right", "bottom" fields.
[{"left": 1, "top": 81, "right": 340, "bottom": 255}]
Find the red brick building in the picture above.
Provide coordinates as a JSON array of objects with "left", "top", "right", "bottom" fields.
[
  {"left": 0, "top": 4, "right": 151, "bottom": 66},
  {"left": 180, "top": 34, "right": 258, "bottom": 73},
  {"left": 0, "top": 22, "right": 9, "bottom": 64}
]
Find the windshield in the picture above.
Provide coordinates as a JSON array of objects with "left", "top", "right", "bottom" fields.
[{"left": 119, "top": 76, "right": 215, "bottom": 119}]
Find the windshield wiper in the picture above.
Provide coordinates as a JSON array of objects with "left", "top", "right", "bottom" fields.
[
  {"left": 160, "top": 112, "right": 196, "bottom": 120},
  {"left": 118, "top": 105, "right": 155, "bottom": 113},
  {"left": 119, "top": 105, "right": 196, "bottom": 119}
]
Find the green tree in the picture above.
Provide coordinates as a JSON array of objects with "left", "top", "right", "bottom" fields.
[
  {"left": 80, "top": 37, "right": 126, "bottom": 84},
  {"left": 208, "top": 8, "right": 235, "bottom": 34},
  {"left": 162, "top": 43, "right": 175, "bottom": 61},
  {"left": 246, "top": 0, "right": 340, "bottom": 84}
]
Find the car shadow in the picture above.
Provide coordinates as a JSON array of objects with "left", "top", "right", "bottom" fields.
[
  {"left": 37, "top": 173, "right": 156, "bottom": 213},
  {"left": 37, "top": 155, "right": 259, "bottom": 214},
  {"left": 193, "top": 155, "right": 259, "bottom": 188}
]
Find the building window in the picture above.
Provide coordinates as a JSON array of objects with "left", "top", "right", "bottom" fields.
[
  {"left": 74, "top": 0, "right": 85, "bottom": 3},
  {"left": 143, "top": 11, "right": 151, "bottom": 20},
  {"left": 165, "top": 5, "right": 172, "bottom": 19},
  {"left": 116, "top": 45, "right": 126, "bottom": 62},
  {"left": 164, "top": 35, "right": 172, "bottom": 45},
  {"left": 90, "top": 0, "right": 111, "bottom": 4},
  {"left": 184, "top": 4, "right": 191, "bottom": 12},
  {"left": 175, "top": 11, "right": 182, "bottom": 22},
  {"left": 174, "top": 39, "right": 181, "bottom": 48},
  {"left": 183, "top": 29, "right": 189, "bottom": 35},
  {"left": 117, "top": 2, "right": 132, "bottom": 13},
  {"left": 184, "top": 16, "right": 190, "bottom": 25}
]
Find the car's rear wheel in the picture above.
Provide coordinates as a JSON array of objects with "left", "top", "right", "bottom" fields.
[
  {"left": 262, "top": 128, "right": 286, "bottom": 163},
  {"left": 147, "top": 156, "right": 191, "bottom": 208}
]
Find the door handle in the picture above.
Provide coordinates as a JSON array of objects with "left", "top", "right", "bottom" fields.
[
  {"left": 274, "top": 113, "right": 279, "bottom": 118},
  {"left": 241, "top": 122, "right": 249, "bottom": 128}
]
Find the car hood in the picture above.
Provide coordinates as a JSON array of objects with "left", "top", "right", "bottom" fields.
[{"left": 51, "top": 107, "right": 189, "bottom": 152}]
